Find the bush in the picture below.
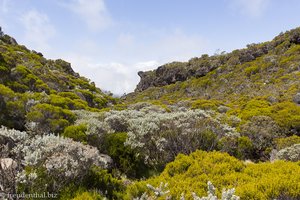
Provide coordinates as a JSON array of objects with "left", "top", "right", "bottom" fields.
[
  {"left": 271, "top": 102, "right": 300, "bottom": 133},
  {"left": 124, "top": 109, "right": 228, "bottom": 167},
  {"left": 63, "top": 124, "right": 88, "bottom": 143},
  {"left": 218, "top": 136, "right": 254, "bottom": 160},
  {"left": 72, "top": 191, "right": 103, "bottom": 200},
  {"left": 15, "top": 134, "right": 112, "bottom": 193},
  {"left": 102, "top": 132, "right": 151, "bottom": 179},
  {"left": 274, "top": 144, "right": 300, "bottom": 161},
  {"left": 240, "top": 116, "right": 283, "bottom": 159},
  {"left": 191, "top": 99, "right": 221, "bottom": 110},
  {"left": 126, "top": 151, "right": 300, "bottom": 200},
  {"left": 275, "top": 135, "right": 300, "bottom": 150},
  {"left": 83, "top": 166, "right": 125, "bottom": 200},
  {"left": 26, "top": 103, "right": 76, "bottom": 134}
]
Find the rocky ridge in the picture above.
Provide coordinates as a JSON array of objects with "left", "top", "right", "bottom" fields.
[{"left": 135, "top": 27, "right": 300, "bottom": 92}]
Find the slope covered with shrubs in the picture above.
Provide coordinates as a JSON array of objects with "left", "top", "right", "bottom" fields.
[
  {"left": 0, "top": 29, "right": 116, "bottom": 132},
  {"left": 125, "top": 28, "right": 300, "bottom": 136},
  {"left": 1, "top": 26, "right": 300, "bottom": 200}
]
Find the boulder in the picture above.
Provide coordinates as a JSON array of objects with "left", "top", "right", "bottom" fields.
[{"left": 0, "top": 158, "right": 17, "bottom": 171}]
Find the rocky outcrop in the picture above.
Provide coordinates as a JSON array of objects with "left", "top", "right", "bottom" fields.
[
  {"left": 135, "top": 58, "right": 224, "bottom": 92},
  {"left": 136, "top": 63, "right": 189, "bottom": 92},
  {"left": 134, "top": 27, "right": 300, "bottom": 92}
]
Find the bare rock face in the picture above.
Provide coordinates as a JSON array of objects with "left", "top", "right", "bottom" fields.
[
  {"left": 54, "top": 59, "right": 77, "bottom": 76},
  {"left": 135, "top": 61, "right": 218, "bottom": 92}
]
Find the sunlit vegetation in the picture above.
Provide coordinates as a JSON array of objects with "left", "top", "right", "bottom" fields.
[{"left": 2, "top": 27, "right": 300, "bottom": 200}]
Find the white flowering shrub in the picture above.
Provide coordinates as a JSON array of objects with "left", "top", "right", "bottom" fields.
[
  {"left": 134, "top": 182, "right": 170, "bottom": 200},
  {"left": 72, "top": 110, "right": 111, "bottom": 147},
  {"left": 146, "top": 182, "right": 170, "bottom": 197},
  {"left": 124, "top": 109, "right": 239, "bottom": 166},
  {"left": 14, "top": 134, "right": 111, "bottom": 191},
  {"left": 274, "top": 143, "right": 300, "bottom": 161},
  {"left": 72, "top": 108, "right": 239, "bottom": 167},
  {"left": 191, "top": 181, "right": 240, "bottom": 200},
  {"left": 0, "top": 126, "right": 29, "bottom": 143},
  {"left": 128, "top": 102, "right": 167, "bottom": 113},
  {"left": 0, "top": 127, "right": 26, "bottom": 195}
]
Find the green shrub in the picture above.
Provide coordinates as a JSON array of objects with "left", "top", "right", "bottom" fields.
[
  {"left": 218, "top": 136, "right": 254, "bottom": 160},
  {"left": 239, "top": 99, "right": 272, "bottom": 120},
  {"left": 72, "top": 191, "right": 103, "bottom": 200},
  {"left": 191, "top": 99, "right": 221, "bottom": 110},
  {"left": 63, "top": 124, "right": 88, "bottom": 143},
  {"left": 83, "top": 166, "right": 125, "bottom": 200},
  {"left": 102, "top": 132, "right": 151, "bottom": 179},
  {"left": 271, "top": 102, "right": 300, "bottom": 132},
  {"left": 245, "top": 65, "right": 259, "bottom": 76},
  {"left": 275, "top": 135, "right": 300, "bottom": 150},
  {"left": 126, "top": 151, "right": 300, "bottom": 200},
  {"left": 60, "top": 186, "right": 104, "bottom": 200},
  {"left": 26, "top": 103, "right": 76, "bottom": 133},
  {"left": 240, "top": 116, "right": 282, "bottom": 160}
]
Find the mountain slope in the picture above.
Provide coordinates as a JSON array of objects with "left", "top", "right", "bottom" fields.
[
  {"left": 133, "top": 27, "right": 300, "bottom": 95},
  {"left": 125, "top": 27, "right": 300, "bottom": 135},
  {"left": 0, "top": 28, "right": 116, "bottom": 130},
  {"left": 1, "top": 26, "right": 300, "bottom": 200}
]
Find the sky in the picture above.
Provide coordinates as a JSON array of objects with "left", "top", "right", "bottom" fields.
[{"left": 1, "top": 0, "right": 300, "bottom": 95}]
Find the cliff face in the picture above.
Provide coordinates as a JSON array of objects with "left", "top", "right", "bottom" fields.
[{"left": 135, "top": 27, "right": 300, "bottom": 92}]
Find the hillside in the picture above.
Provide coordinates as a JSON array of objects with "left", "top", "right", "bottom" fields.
[
  {"left": 0, "top": 28, "right": 116, "bottom": 131},
  {"left": 1, "top": 27, "right": 300, "bottom": 200},
  {"left": 125, "top": 27, "right": 300, "bottom": 135}
]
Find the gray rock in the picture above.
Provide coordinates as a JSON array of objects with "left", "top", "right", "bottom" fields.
[
  {"left": 0, "top": 27, "right": 3, "bottom": 37},
  {"left": 293, "top": 93, "right": 300, "bottom": 104},
  {"left": 0, "top": 158, "right": 17, "bottom": 171}
]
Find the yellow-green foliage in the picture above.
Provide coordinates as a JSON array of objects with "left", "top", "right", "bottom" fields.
[
  {"left": 72, "top": 191, "right": 103, "bottom": 200},
  {"left": 63, "top": 124, "right": 88, "bottom": 143},
  {"left": 245, "top": 65, "right": 259, "bottom": 76},
  {"left": 49, "top": 94, "right": 89, "bottom": 110},
  {"left": 271, "top": 102, "right": 300, "bottom": 129},
  {"left": 238, "top": 99, "right": 271, "bottom": 120},
  {"left": 60, "top": 186, "right": 103, "bottom": 200},
  {"left": 0, "top": 83, "right": 14, "bottom": 97},
  {"left": 27, "top": 103, "right": 76, "bottom": 133},
  {"left": 126, "top": 151, "right": 300, "bottom": 200},
  {"left": 0, "top": 84, "right": 26, "bottom": 129},
  {"left": 191, "top": 99, "right": 222, "bottom": 110},
  {"left": 275, "top": 135, "right": 300, "bottom": 150}
]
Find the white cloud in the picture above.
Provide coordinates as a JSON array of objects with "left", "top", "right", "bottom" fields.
[
  {"left": 93, "top": 61, "right": 159, "bottom": 94},
  {"left": 62, "top": 52, "right": 159, "bottom": 94},
  {"left": 60, "top": 29, "right": 208, "bottom": 95},
  {"left": 228, "top": 0, "right": 270, "bottom": 17},
  {"left": 20, "top": 10, "right": 56, "bottom": 52},
  {"left": 63, "top": 0, "right": 112, "bottom": 31}
]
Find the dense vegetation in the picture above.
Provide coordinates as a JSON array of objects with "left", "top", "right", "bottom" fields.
[{"left": 1, "top": 26, "right": 300, "bottom": 200}]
